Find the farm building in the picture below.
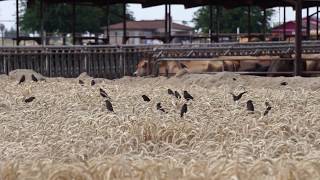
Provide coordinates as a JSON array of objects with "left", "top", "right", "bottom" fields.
[
  {"left": 103, "top": 20, "right": 194, "bottom": 45},
  {"left": 272, "top": 17, "right": 319, "bottom": 40}
]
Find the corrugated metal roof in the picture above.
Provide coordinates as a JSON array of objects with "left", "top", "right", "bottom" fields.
[{"left": 24, "top": 0, "right": 320, "bottom": 9}]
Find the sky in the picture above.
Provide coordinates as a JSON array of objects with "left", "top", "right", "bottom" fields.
[{"left": 0, "top": 1, "right": 318, "bottom": 31}]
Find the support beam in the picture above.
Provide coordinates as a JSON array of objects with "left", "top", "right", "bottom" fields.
[
  {"left": 122, "top": 3, "right": 127, "bottom": 44},
  {"left": 164, "top": 4, "right": 168, "bottom": 43},
  {"left": 209, "top": 5, "right": 213, "bottom": 43},
  {"left": 216, "top": 6, "right": 220, "bottom": 42},
  {"left": 106, "top": 5, "right": 110, "bottom": 44},
  {"left": 168, "top": 4, "right": 171, "bottom": 43},
  {"left": 247, "top": 6, "right": 251, "bottom": 42},
  {"left": 263, "top": 8, "right": 267, "bottom": 41},
  {"left": 307, "top": 8, "right": 310, "bottom": 40},
  {"left": 294, "top": 0, "right": 303, "bottom": 76},
  {"left": 40, "top": 0, "right": 45, "bottom": 45},
  {"left": 317, "top": 6, "right": 319, "bottom": 40},
  {"left": 72, "top": 0, "right": 76, "bottom": 45},
  {"left": 16, "top": 0, "right": 19, "bottom": 46},
  {"left": 283, "top": 6, "right": 286, "bottom": 41}
]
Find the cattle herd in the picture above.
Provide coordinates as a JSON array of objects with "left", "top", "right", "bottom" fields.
[{"left": 134, "top": 54, "right": 320, "bottom": 77}]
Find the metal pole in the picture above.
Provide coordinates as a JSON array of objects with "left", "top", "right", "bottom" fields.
[
  {"left": 247, "top": 5, "right": 251, "bottom": 42},
  {"left": 307, "top": 8, "right": 310, "bottom": 40},
  {"left": 263, "top": 8, "right": 267, "bottom": 41},
  {"left": 40, "top": 0, "right": 45, "bottom": 45},
  {"left": 106, "top": 5, "right": 110, "bottom": 44},
  {"left": 72, "top": 0, "right": 76, "bottom": 45},
  {"left": 122, "top": 3, "right": 127, "bottom": 44},
  {"left": 317, "top": 6, "right": 319, "bottom": 40},
  {"left": 168, "top": 4, "right": 171, "bottom": 43},
  {"left": 283, "top": 6, "right": 286, "bottom": 41},
  {"left": 16, "top": 0, "right": 19, "bottom": 46},
  {"left": 216, "top": 6, "right": 220, "bottom": 42},
  {"left": 165, "top": 4, "right": 168, "bottom": 43},
  {"left": 295, "top": 0, "right": 303, "bottom": 76},
  {"left": 209, "top": 5, "right": 213, "bottom": 43}
]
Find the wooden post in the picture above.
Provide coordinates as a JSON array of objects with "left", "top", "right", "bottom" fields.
[
  {"left": 209, "top": 5, "right": 213, "bottom": 43},
  {"left": 16, "top": 0, "right": 19, "bottom": 46},
  {"left": 295, "top": 0, "right": 303, "bottom": 76},
  {"left": 247, "top": 5, "right": 251, "bottom": 42},
  {"left": 216, "top": 6, "right": 220, "bottom": 42},
  {"left": 72, "top": 0, "right": 76, "bottom": 45},
  {"left": 122, "top": 3, "right": 127, "bottom": 44},
  {"left": 307, "top": 8, "right": 310, "bottom": 40},
  {"left": 283, "top": 6, "right": 286, "bottom": 41},
  {"left": 263, "top": 8, "right": 267, "bottom": 41}
]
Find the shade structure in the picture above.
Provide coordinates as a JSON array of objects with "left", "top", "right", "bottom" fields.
[{"left": 25, "top": 0, "right": 320, "bottom": 9}]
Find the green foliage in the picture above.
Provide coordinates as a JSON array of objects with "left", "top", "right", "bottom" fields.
[
  {"left": 193, "top": 6, "right": 274, "bottom": 33},
  {"left": 21, "top": 1, "right": 134, "bottom": 34}
]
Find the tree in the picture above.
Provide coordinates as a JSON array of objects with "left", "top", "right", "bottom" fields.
[
  {"left": 193, "top": 6, "right": 274, "bottom": 34},
  {"left": 21, "top": 1, "right": 134, "bottom": 34}
]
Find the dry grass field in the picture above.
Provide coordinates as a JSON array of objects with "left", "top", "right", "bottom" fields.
[{"left": 1, "top": 70, "right": 320, "bottom": 180}]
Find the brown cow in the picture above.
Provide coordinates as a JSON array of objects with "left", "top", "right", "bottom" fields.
[
  {"left": 133, "top": 58, "right": 240, "bottom": 77},
  {"left": 134, "top": 55, "right": 320, "bottom": 77}
]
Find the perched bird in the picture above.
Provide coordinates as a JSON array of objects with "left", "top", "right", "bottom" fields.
[
  {"left": 246, "top": 100, "right": 254, "bottom": 112},
  {"left": 31, "top": 74, "right": 38, "bottom": 82},
  {"left": 105, "top": 100, "right": 114, "bottom": 112},
  {"left": 91, "top": 80, "right": 96, "bottom": 86},
  {"left": 280, "top": 82, "right": 288, "bottom": 86},
  {"left": 18, "top": 75, "right": 25, "bottom": 84},
  {"left": 79, "top": 80, "right": 85, "bottom": 85},
  {"left": 142, "top": 95, "right": 151, "bottom": 102},
  {"left": 156, "top": 103, "right": 166, "bottom": 113},
  {"left": 263, "top": 102, "right": 272, "bottom": 116},
  {"left": 230, "top": 91, "right": 247, "bottom": 102},
  {"left": 233, "top": 78, "right": 237, "bottom": 81},
  {"left": 183, "top": 91, "right": 194, "bottom": 101},
  {"left": 168, "top": 89, "right": 174, "bottom": 95},
  {"left": 180, "top": 104, "right": 188, "bottom": 117},
  {"left": 174, "top": 91, "right": 181, "bottom": 99},
  {"left": 24, "top": 97, "right": 35, "bottom": 103},
  {"left": 100, "top": 88, "right": 110, "bottom": 99}
]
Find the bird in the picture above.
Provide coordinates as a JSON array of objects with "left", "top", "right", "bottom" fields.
[
  {"left": 174, "top": 91, "right": 181, "bottom": 99},
  {"left": 230, "top": 91, "right": 247, "bottom": 102},
  {"left": 24, "top": 96, "right": 35, "bottom": 103},
  {"left": 142, "top": 95, "right": 151, "bottom": 102},
  {"left": 31, "top": 74, "right": 38, "bottom": 82},
  {"left": 280, "top": 82, "right": 288, "bottom": 86},
  {"left": 99, "top": 88, "right": 110, "bottom": 99},
  {"left": 168, "top": 89, "right": 174, "bottom": 95},
  {"left": 183, "top": 91, "right": 194, "bottom": 101},
  {"left": 18, "top": 75, "right": 25, "bottom": 84},
  {"left": 105, "top": 100, "right": 113, "bottom": 112},
  {"left": 233, "top": 78, "right": 237, "bottom": 81},
  {"left": 246, "top": 100, "right": 254, "bottom": 112},
  {"left": 263, "top": 102, "right": 272, "bottom": 116},
  {"left": 79, "top": 79, "right": 85, "bottom": 85},
  {"left": 156, "top": 103, "right": 166, "bottom": 113},
  {"left": 180, "top": 104, "right": 188, "bottom": 117},
  {"left": 91, "top": 80, "right": 95, "bottom": 86}
]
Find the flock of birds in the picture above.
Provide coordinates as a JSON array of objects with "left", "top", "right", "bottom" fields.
[{"left": 17, "top": 74, "right": 276, "bottom": 117}]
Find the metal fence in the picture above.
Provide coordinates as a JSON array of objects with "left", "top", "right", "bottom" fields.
[
  {"left": 0, "top": 45, "right": 156, "bottom": 78},
  {"left": 1, "top": 41, "right": 320, "bottom": 78}
]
